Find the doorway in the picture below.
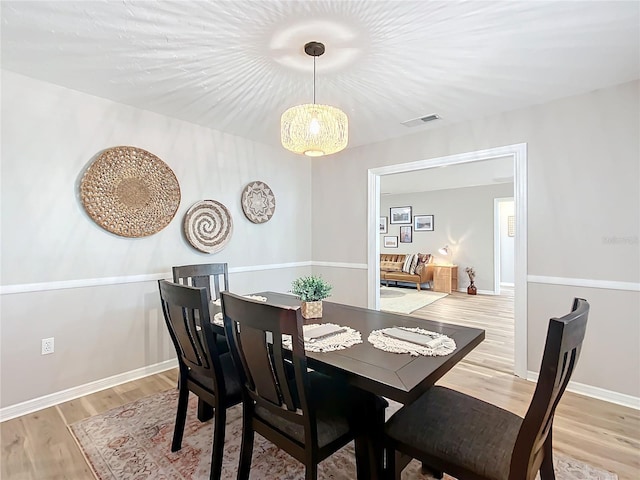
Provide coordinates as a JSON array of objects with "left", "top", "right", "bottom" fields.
[
  {"left": 494, "top": 197, "right": 515, "bottom": 294},
  {"left": 367, "top": 143, "right": 528, "bottom": 377}
]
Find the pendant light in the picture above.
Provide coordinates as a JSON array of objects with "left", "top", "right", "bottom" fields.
[{"left": 281, "top": 41, "right": 348, "bottom": 157}]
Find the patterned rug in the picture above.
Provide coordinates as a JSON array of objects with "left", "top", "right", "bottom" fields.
[
  {"left": 69, "top": 389, "right": 618, "bottom": 480},
  {"left": 380, "top": 286, "right": 448, "bottom": 314}
]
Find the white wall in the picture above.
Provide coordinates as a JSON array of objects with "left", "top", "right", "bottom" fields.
[
  {"left": 381, "top": 184, "right": 514, "bottom": 292},
  {"left": 311, "top": 80, "right": 640, "bottom": 399},
  {"left": 0, "top": 71, "right": 312, "bottom": 408},
  {"left": 499, "top": 199, "right": 515, "bottom": 285}
]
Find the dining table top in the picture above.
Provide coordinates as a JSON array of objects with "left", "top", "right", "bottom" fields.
[{"left": 235, "top": 291, "right": 485, "bottom": 405}]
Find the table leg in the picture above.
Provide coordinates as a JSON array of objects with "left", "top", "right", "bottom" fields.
[
  {"left": 197, "top": 398, "right": 213, "bottom": 422},
  {"left": 369, "top": 398, "right": 385, "bottom": 480},
  {"left": 353, "top": 395, "right": 385, "bottom": 480}
]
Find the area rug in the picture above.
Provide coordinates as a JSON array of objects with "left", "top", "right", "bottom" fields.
[
  {"left": 380, "top": 286, "right": 448, "bottom": 314},
  {"left": 70, "top": 389, "right": 618, "bottom": 480}
]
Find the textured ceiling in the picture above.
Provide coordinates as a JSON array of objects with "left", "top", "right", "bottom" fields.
[{"left": 2, "top": 1, "right": 639, "bottom": 151}]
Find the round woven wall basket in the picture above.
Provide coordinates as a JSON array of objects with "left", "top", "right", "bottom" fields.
[
  {"left": 183, "top": 200, "right": 233, "bottom": 254},
  {"left": 80, "top": 146, "right": 181, "bottom": 238},
  {"left": 241, "top": 181, "right": 276, "bottom": 223}
]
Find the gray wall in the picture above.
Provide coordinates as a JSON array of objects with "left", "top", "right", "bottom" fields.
[
  {"left": 0, "top": 71, "right": 312, "bottom": 408},
  {"left": 380, "top": 184, "right": 514, "bottom": 291},
  {"left": 1, "top": 70, "right": 638, "bottom": 409},
  {"left": 311, "top": 80, "right": 640, "bottom": 399}
]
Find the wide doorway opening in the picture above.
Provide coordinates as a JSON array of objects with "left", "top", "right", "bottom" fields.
[{"left": 367, "top": 143, "right": 527, "bottom": 377}]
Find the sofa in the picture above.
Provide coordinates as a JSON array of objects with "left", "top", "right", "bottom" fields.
[{"left": 380, "top": 253, "right": 434, "bottom": 291}]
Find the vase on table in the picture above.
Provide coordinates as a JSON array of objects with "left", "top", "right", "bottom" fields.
[
  {"left": 467, "top": 282, "right": 477, "bottom": 295},
  {"left": 301, "top": 300, "right": 323, "bottom": 319}
]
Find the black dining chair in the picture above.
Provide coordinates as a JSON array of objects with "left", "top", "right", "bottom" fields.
[
  {"left": 172, "top": 262, "right": 229, "bottom": 303},
  {"left": 384, "top": 298, "right": 590, "bottom": 480},
  {"left": 158, "top": 280, "right": 242, "bottom": 480},
  {"left": 173, "top": 263, "right": 230, "bottom": 358},
  {"left": 221, "top": 291, "right": 388, "bottom": 480}
]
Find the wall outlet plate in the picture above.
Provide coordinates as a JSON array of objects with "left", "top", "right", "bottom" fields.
[{"left": 41, "top": 337, "right": 54, "bottom": 355}]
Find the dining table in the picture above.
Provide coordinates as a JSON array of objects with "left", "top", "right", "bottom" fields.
[{"left": 208, "top": 291, "right": 485, "bottom": 479}]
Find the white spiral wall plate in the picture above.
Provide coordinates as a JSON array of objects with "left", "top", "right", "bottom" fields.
[{"left": 183, "top": 200, "right": 233, "bottom": 254}]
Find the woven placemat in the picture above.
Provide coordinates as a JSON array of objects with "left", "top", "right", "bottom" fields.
[
  {"left": 241, "top": 181, "right": 276, "bottom": 223},
  {"left": 183, "top": 199, "right": 233, "bottom": 253},
  {"left": 80, "top": 146, "right": 180, "bottom": 237}
]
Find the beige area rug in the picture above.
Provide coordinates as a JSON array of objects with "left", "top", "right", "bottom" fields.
[
  {"left": 70, "top": 389, "right": 617, "bottom": 480},
  {"left": 380, "top": 286, "right": 448, "bottom": 314}
]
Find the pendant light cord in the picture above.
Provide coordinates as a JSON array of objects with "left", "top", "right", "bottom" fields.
[{"left": 313, "top": 56, "right": 316, "bottom": 104}]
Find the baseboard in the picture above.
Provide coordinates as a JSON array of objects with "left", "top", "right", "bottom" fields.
[
  {"left": 0, "top": 359, "right": 178, "bottom": 422},
  {"left": 527, "top": 371, "right": 640, "bottom": 410}
]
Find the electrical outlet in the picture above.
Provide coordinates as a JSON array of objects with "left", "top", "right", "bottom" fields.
[{"left": 41, "top": 337, "right": 54, "bottom": 355}]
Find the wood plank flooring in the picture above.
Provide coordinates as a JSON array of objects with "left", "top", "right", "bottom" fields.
[
  {"left": 413, "top": 286, "right": 515, "bottom": 374},
  {"left": 1, "top": 290, "right": 638, "bottom": 479}
]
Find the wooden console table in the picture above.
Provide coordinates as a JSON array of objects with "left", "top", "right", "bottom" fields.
[{"left": 433, "top": 264, "right": 458, "bottom": 293}]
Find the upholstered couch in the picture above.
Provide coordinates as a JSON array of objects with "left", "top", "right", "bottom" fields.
[{"left": 380, "top": 253, "right": 434, "bottom": 291}]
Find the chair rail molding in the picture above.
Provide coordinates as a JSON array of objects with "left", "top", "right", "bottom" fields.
[
  {"left": 0, "top": 261, "right": 314, "bottom": 295},
  {"left": 528, "top": 275, "right": 640, "bottom": 291}
]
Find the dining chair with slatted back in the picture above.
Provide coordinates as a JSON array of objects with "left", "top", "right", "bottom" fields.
[
  {"left": 158, "top": 280, "right": 242, "bottom": 480},
  {"left": 384, "top": 298, "right": 590, "bottom": 480},
  {"left": 173, "top": 263, "right": 230, "bottom": 358},
  {"left": 172, "top": 263, "right": 229, "bottom": 303},
  {"left": 221, "top": 291, "right": 386, "bottom": 480}
]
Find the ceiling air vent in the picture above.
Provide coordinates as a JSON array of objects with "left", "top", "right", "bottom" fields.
[{"left": 401, "top": 114, "right": 440, "bottom": 128}]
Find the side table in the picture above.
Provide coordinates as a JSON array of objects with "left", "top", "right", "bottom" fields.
[{"left": 432, "top": 265, "right": 458, "bottom": 294}]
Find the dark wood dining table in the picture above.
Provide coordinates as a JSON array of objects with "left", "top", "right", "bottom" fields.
[{"left": 208, "top": 291, "right": 485, "bottom": 479}]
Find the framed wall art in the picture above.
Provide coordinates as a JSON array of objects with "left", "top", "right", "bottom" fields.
[
  {"left": 383, "top": 236, "right": 398, "bottom": 248},
  {"left": 399, "top": 226, "right": 412, "bottom": 243},
  {"left": 390, "top": 206, "right": 412, "bottom": 224},
  {"left": 414, "top": 214, "right": 434, "bottom": 231},
  {"left": 379, "top": 216, "right": 388, "bottom": 233}
]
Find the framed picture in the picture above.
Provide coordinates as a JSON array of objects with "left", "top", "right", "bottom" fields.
[
  {"left": 414, "top": 214, "right": 434, "bottom": 231},
  {"left": 379, "top": 216, "right": 388, "bottom": 234},
  {"left": 383, "top": 236, "right": 398, "bottom": 248},
  {"left": 390, "top": 206, "right": 412, "bottom": 224},
  {"left": 399, "top": 226, "right": 412, "bottom": 243}
]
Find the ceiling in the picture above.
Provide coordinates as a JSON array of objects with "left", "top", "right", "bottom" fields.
[{"left": 2, "top": 1, "right": 639, "bottom": 151}]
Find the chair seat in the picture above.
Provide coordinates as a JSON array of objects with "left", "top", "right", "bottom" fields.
[
  {"left": 385, "top": 386, "right": 522, "bottom": 480},
  {"left": 189, "top": 352, "right": 242, "bottom": 401}
]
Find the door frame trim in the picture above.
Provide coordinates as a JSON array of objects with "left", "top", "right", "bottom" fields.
[{"left": 367, "top": 143, "right": 528, "bottom": 377}]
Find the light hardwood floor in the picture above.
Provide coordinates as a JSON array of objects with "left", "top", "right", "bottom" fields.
[{"left": 1, "top": 291, "right": 639, "bottom": 479}]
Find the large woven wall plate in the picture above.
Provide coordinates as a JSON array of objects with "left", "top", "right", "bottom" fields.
[
  {"left": 241, "top": 181, "right": 276, "bottom": 223},
  {"left": 183, "top": 200, "right": 233, "bottom": 254},
  {"left": 80, "top": 146, "right": 180, "bottom": 238}
]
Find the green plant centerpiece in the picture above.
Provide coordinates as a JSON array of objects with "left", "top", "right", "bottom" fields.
[{"left": 290, "top": 275, "right": 332, "bottom": 319}]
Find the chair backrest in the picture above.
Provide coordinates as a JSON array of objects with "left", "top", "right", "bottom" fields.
[
  {"left": 158, "top": 279, "right": 227, "bottom": 391},
  {"left": 511, "top": 298, "right": 590, "bottom": 478},
  {"left": 221, "top": 291, "right": 317, "bottom": 446},
  {"left": 172, "top": 263, "right": 229, "bottom": 302}
]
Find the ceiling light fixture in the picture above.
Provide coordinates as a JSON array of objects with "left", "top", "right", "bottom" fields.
[{"left": 281, "top": 41, "right": 348, "bottom": 157}]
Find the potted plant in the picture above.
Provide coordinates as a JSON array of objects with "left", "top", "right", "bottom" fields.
[
  {"left": 290, "top": 275, "right": 332, "bottom": 319},
  {"left": 465, "top": 267, "right": 477, "bottom": 295}
]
